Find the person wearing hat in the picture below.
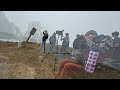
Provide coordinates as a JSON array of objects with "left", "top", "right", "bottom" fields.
[
  {"left": 61, "top": 33, "right": 70, "bottom": 54},
  {"left": 86, "top": 30, "right": 98, "bottom": 36},
  {"left": 84, "top": 30, "right": 98, "bottom": 48},
  {"left": 85, "top": 30, "right": 98, "bottom": 40}
]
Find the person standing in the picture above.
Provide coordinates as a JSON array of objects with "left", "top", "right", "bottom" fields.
[
  {"left": 40, "top": 30, "right": 48, "bottom": 53},
  {"left": 61, "top": 33, "right": 70, "bottom": 54},
  {"left": 112, "top": 31, "right": 120, "bottom": 60},
  {"left": 48, "top": 32, "right": 56, "bottom": 53}
]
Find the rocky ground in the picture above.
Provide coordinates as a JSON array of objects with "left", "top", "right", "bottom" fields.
[{"left": 0, "top": 41, "right": 120, "bottom": 79}]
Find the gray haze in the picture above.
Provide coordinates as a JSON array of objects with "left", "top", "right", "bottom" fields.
[
  {"left": 3, "top": 11, "right": 120, "bottom": 47},
  {"left": 0, "top": 11, "right": 21, "bottom": 35},
  {"left": 0, "top": 11, "right": 22, "bottom": 41}
]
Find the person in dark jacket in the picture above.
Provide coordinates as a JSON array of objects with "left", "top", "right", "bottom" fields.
[
  {"left": 40, "top": 30, "right": 48, "bottom": 52},
  {"left": 72, "top": 34, "right": 87, "bottom": 63}
]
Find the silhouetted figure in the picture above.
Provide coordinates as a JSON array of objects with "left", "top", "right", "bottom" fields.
[{"left": 40, "top": 30, "right": 48, "bottom": 52}]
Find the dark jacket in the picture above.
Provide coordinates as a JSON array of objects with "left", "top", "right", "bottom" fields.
[
  {"left": 42, "top": 32, "right": 48, "bottom": 41},
  {"left": 73, "top": 35, "right": 86, "bottom": 50}
]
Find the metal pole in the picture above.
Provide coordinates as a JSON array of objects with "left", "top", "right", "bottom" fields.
[
  {"left": 23, "top": 34, "right": 32, "bottom": 47},
  {"left": 41, "top": 52, "right": 49, "bottom": 62}
]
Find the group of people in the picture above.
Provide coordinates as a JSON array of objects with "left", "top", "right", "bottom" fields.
[
  {"left": 55, "top": 30, "right": 120, "bottom": 79},
  {"left": 39, "top": 29, "right": 120, "bottom": 79},
  {"left": 40, "top": 30, "right": 70, "bottom": 54}
]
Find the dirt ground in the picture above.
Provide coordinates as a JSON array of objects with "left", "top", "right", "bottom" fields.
[{"left": 0, "top": 41, "right": 120, "bottom": 79}]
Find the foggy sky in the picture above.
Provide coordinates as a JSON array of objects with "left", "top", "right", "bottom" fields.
[{"left": 4, "top": 11, "right": 120, "bottom": 47}]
